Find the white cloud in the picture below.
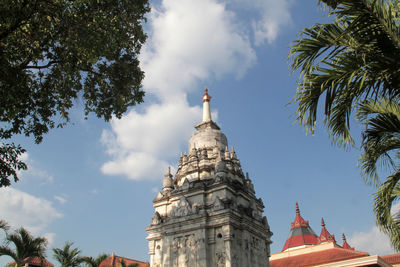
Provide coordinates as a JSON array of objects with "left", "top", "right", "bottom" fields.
[
  {"left": 141, "top": 0, "right": 256, "bottom": 99},
  {"left": 0, "top": 187, "right": 62, "bottom": 236},
  {"left": 349, "top": 226, "right": 395, "bottom": 255},
  {"left": 101, "top": 0, "right": 293, "bottom": 181},
  {"left": 54, "top": 195, "right": 67, "bottom": 204},
  {"left": 17, "top": 152, "right": 54, "bottom": 184},
  {"left": 90, "top": 189, "right": 99, "bottom": 195},
  {"left": 249, "top": 0, "right": 293, "bottom": 45},
  {"left": 43, "top": 232, "right": 56, "bottom": 247},
  {"left": 101, "top": 98, "right": 201, "bottom": 180}
]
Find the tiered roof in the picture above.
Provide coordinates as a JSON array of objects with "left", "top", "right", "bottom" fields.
[
  {"left": 272, "top": 203, "right": 400, "bottom": 267},
  {"left": 282, "top": 202, "right": 319, "bottom": 251}
]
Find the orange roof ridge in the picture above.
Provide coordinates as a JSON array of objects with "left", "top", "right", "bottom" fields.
[
  {"left": 381, "top": 253, "right": 400, "bottom": 264},
  {"left": 271, "top": 247, "right": 369, "bottom": 267},
  {"left": 99, "top": 255, "right": 148, "bottom": 267}
]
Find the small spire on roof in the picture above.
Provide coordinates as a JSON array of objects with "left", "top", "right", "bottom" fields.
[
  {"left": 318, "top": 217, "right": 335, "bottom": 243},
  {"left": 225, "top": 146, "right": 230, "bottom": 159},
  {"left": 342, "top": 233, "right": 354, "bottom": 250},
  {"left": 202, "top": 88, "right": 212, "bottom": 122},
  {"left": 296, "top": 202, "right": 300, "bottom": 215}
]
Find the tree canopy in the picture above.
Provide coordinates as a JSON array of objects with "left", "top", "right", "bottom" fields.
[
  {"left": 289, "top": 0, "right": 400, "bottom": 147},
  {"left": 289, "top": 0, "right": 400, "bottom": 251},
  {"left": 357, "top": 98, "right": 400, "bottom": 250},
  {"left": 0, "top": 0, "right": 150, "bottom": 186},
  {"left": 0, "top": 227, "right": 48, "bottom": 267},
  {"left": 53, "top": 242, "right": 83, "bottom": 267}
]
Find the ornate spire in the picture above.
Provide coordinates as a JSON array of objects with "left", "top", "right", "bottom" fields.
[
  {"left": 282, "top": 202, "right": 318, "bottom": 251},
  {"left": 342, "top": 233, "right": 354, "bottom": 250},
  {"left": 318, "top": 217, "right": 335, "bottom": 243},
  {"left": 202, "top": 88, "right": 212, "bottom": 122}
]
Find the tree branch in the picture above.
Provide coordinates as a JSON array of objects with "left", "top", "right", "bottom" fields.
[{"left": 24, "top": 61, "right": 60, "bottom": 69}]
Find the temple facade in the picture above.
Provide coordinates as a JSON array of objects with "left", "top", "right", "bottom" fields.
[{"left": 146, "top": 89, "right": 273, "bottom": 267}]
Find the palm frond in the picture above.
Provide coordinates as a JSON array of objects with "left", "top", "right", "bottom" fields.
[
  {"left": 0, "top": 220, "right": 10, "bottom": 233},
  {"left": 357, "top": 98, "right": 400, "bottom": 185},
  {"left": 53, "top": 242, "right": 82, "bottom": 267},
  {"left": 289, "top": 0, "right": 400, "bottom": 147},
  {"left": 374, "top": 168, "right": 400, "bottom": 251},
  {"left": 0, "top": 245, "right": 18, "bottom": 263},
  {"left": 81, "top": 254, "right": 108, "bottom": 267}
]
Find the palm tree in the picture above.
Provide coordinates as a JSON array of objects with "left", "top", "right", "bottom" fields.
[
  {"left": 289, "top": 0, "right": 400, "bottom": 148},
  {"left": 0, "top": 227, "right": 47, "bottom": 267},
  {"left": 53, "top": 242, "right": 82, "bottom": 267},
  {"left": 0, "top": 220, "right": 9, "bottom": 233},
  {"left": 0, "top": 220, "right": 10, "bottom": 241},
  {"left": 81, "top": 254, "right": 108, "bottom": 267},
  {"left": 357, "top": 97, "right": 400, "bottom": 250}
]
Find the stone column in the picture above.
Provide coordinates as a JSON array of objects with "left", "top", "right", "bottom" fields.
[{"left": 223, "top": 225, "right": 234, "bottom": 267}]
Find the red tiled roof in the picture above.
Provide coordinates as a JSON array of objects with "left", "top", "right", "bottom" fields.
[
  {"left": 381, "top": 253, "right": 400, "bottom": 264},
  {"left": 9, "top": 257, "right": 54, "bottom": 267},
  {"left": 282, "top": 203, "right": 319, "bottom": 251},
  {"left": 270, "top": 247, "right": 369, "bottom": 267},
  {"left": 99, "top": 254, "right": 147, "bottom": 267}
]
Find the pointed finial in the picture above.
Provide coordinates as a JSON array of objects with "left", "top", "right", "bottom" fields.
[
  {"left": 168, "top": 166, "right": 171, "bottom": 174},
  {"left": 224, "top": 146, "right": 230, "bottom": 159},
  {"left": 321, "top": 217, "right": 325, "bottom": 227},
  {"left": 246, "top": 172, "right": 249, "bottom": 179},
  {"left": 341, "top": 233, "right": 353, "bottom": 249},
  {"left": 296, "top": 202, "right": 300, "bottom": 215},
  {"left": 202, "top": 88, "right": 212, "bottom": 122},
  {"left": 202, "top": 88, "right": 211, "bottom": 102}
]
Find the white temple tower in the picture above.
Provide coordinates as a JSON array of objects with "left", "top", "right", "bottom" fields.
[{"left": 146, "top": 89, "right": 272, "bottom": 267}]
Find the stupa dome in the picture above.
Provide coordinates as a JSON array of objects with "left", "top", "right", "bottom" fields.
[{"left": 188, "top": 88, "right": 227, "bottom": 152}]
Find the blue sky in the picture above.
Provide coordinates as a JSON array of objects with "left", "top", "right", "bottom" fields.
[{"left": 1, "top": 0, "right": 397, "bottom": 265}]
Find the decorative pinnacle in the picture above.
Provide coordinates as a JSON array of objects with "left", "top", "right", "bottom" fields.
[
  {"left": 165, "top": 166, "right": 171, "bottom": 176},
  {"left": 342, "top": 233, "right": 346, "bottom": 241},
  {"left": 202, "top": 88, "right": 212, "bottom": 122},
  {"left": 202, "top": 88, "right": 211, "bottom": 102},
  {"left": 321, "top": 217, "right": 325, "bottom": 227},
  {"left": 296, "top": 202, "right": 300, "bottom": 215}
]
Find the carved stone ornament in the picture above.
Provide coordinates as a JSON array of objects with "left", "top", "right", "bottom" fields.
[
  {"left": 170, "top": 196, "right": 192, "bottom": 218},
  {"left": 151, "top": 211, "right": 162, "bottom": 225},
  {"left": 216, "top": 252, "right": 226, "bottom": 267},
  {"left": 181, "top": 178, "right": 190, "bottom": 191},
  {"left": 213, "top": 197, "right": 224, "bottom": 211}
]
